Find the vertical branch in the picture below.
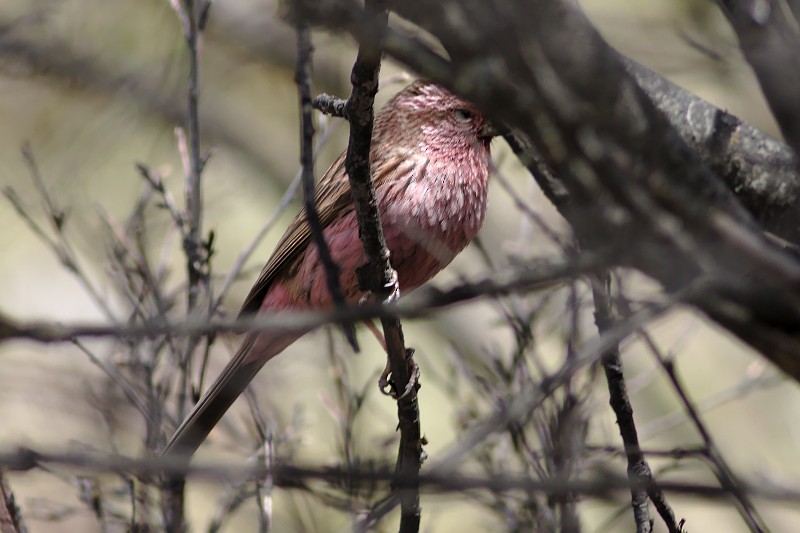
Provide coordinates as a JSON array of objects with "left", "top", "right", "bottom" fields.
[
  {"left": 179, "top": 0, "right": 212, "bottom": 430},
  {"left": 295, "top": 25, "right": 358, "bottom": 350},
  {"left": 182, "top": 0, "right": 209, "bottom": 318},
  {"left": 591, "top": 274, "right": 681, "bottom": 533},
  {"left": 341, "top": 2, "right": 423, "bottom": 531},
  {"left": 163, "top": 1, "right": 212, "bottom": 531}
]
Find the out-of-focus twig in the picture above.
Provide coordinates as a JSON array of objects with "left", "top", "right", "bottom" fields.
[
  {"left": 0, "top": 253, "right": 622, "bottom": 344},
  {"left": 163, "top": 1, "right": 213, "bottom": 530},
  {"left": 3, "top": 145, "right": 115, "bottom": 320},
  {"left": 0, "top": 471, "right": 25, "bottom": 533},
  {"left": 295, "top": 24, "right": 358, "bottom": 350},
  {"left": 633, "top": 328, "right": 769, "bottom": 532},
  {"left": 2, "top": 447, "right": 799, "bottom": 503}
]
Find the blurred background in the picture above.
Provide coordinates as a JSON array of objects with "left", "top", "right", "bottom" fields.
[{"left": 0, "top": 0, "right": 798, "bottom": 531}]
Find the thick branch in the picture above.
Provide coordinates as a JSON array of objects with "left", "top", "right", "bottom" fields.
[
  {"left": 621, "top": 57, "right": 800, "bottom": 243},
  {"left": 300, "top": 1, "right": 800, "bottom": 246},
  {"left": 717, "top": 1, "right": 800, "bottom": 157},
  {"left": 370, "top": 0, "right": 800, "bottom": 384}
]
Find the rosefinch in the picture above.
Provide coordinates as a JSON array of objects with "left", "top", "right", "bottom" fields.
[{"left": 164, "top": 81, "right": 496, "bottom": 459}]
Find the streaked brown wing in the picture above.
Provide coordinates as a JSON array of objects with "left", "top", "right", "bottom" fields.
[
  {"left": 238, "top": 152, "right": 350, "bottom": 316},
  {"left": 237, "top": 147, "right": 408, "bottom": 317}
]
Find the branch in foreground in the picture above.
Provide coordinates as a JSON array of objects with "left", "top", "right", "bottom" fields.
[
  {"left": 2, "top": 447, "right": 799, "bottom": 503},
  {"left": 0, "top": 256, "right": 594, "bottom": 344},
  {"left": 295, "top": 24, "right": 358, "bottom": 350},
  {"left": 376, "top": 0, "right": 800, "bottom": 386},
  {"left": 0, "top": 471, "right": 24, "bottom": 533},
  {"left": 717, "top": 1, "right": 800, "bottom": 157},
  {"left": 620, "top": 57, "right": 800, "bottom": 244},
  {"left": 335, "top": 1, "right": 423, "bottom": 530},
  {"left": 288, "top": 0, "right": 800, "bottom": 243}
]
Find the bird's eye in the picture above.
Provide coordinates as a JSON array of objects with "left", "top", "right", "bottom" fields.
[{"left": 454, "top": 108, "right": 474, "bottom": 122}]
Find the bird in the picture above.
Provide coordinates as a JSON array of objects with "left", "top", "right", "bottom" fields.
[{"left": 163, "top": 80, "right": 497, "bottom": 460}]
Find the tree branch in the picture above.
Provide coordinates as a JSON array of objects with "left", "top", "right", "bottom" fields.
[
  {"left": 592, "top": 274, "right": 680, "bottom": 533},
  {"left": 339, "top": 2, "right": 423, "bottom": 528},
  {"left": 295, "top": 24, "right": 358, "bottom": 350},
  {"left": 368, "top": 0, "right": 800, "bottom": 384},
  {"left": 717, "top": 0, "right": 800, "bottom": 157},
  {"left": 620, "top": 57, "right": 800, "bottom": 244},
  {"left": 2, "top": 447, "right": 797, "bottom": 503},
  {"left": 0, "top": 255, "right": 594, "bottom": 344}
]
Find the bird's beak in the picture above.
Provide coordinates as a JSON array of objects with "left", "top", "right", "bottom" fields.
[{"left": 479, "top": 120, "right": 504, "bottom": 139}]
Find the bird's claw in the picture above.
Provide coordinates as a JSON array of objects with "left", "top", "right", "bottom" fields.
[
  {"left": 378, "top": 348, "right": 419, "bottom": 400},
  {"left": 384, "top": 268, "right": 400, "bottom": 304},
  {"left": 378, "top": 363, "right": 393, "bottom": 396},
  {"left": 357, "top": 268, "right": 400, "bottom": 305}
]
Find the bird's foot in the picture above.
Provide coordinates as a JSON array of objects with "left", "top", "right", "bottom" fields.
[
  {"left": 357, "top": 268, "right": 400, "bottom": 305},
  {"left": 384, "top": 268, "right": 400, "bottom": 304},
  {"left": 378, "top": 348, "right": 419, "bottom": 400}
]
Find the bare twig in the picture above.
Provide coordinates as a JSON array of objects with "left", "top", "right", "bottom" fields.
[
  {"left": 312, "top": 93, "right": 348, "bottom": 118},
  {"left": 1, "top": 447, "right": 798, "bottom": 503},
  {"left": 135, "top": 164, "right": 186, "bottom": 233},
  {"left": 5, "top": 146, "right": 115, "bottom": 319},
  {"left": 591, "top": 274, "right": 680, "bottom": 533},
  {"left": 209, "top": 115, "right": 342, "bottom": 316},
  {"left": 0, "top": 471, "right": 25, "bottom": 533},
  {"left": 164, "top": 0, "right": 213, "bottom": 529},
  {"left": 295, "top": 24, "right": 358, "bottom": 350},
  {"left": 633, "top": 330, "right": 769, "bottom": 533}
]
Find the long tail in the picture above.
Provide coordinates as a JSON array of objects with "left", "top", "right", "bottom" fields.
[{"left": 162, "top": 331, "right": 299, "bottom": 460}]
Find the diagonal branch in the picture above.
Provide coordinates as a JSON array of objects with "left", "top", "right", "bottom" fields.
[
  {"left": 0, "top": 471, "right": 24, "bottom": 533},
  {"left": 591, "top": 274, "right": 680, "bottom": 533},
  {"left": 368, "top": 0, "right": 800, "bottom": 385},
  {"left": 717, "top": 0, "right": 800, "bottom": 157}
]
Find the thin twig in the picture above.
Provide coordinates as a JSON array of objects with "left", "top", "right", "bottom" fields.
[
  {"left": 209, "top": 115, "right": 342, "bottom": 316},
  {"left": 164, "top": 0, "right": 212, "bottom": 529},
  {"left": 2, "top": 447, "right": 797, "bottom": 503},
  {"left": 0, "top": 253, "right": 621, "bottom": 344},
  {"left": 591, "top": 274, "right": 680, "bottom": 533},
  {"left": 295, "top": 24, "right": 358, "bottom": 350},
  {"left": 5, "top": 148, "right": 115, "bottom": 319},
  {"left": 135, "top": 164, "right": 186, "bottom": 233},
  {"left": 312, "top": 94, "right": 348, "bottom": 118},
  {"left": 72, "top": 340, "right": 151, "bottom": 423},
  {"left": 634, "top": 329, "right": 769, "bottom": 533}
]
